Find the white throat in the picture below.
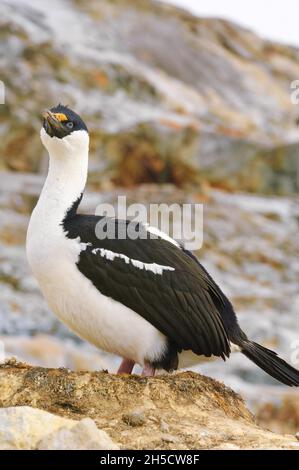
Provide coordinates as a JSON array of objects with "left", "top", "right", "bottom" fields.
[
  {"left": 33, "top": 128, "right": 89, "bottom": 225},
  {"left": 26, "top": 129, "right": 89, "bottom": 275}
]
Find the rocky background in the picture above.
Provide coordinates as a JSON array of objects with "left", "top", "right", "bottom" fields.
[{"left": 0, "top": 0, "right": 299, "bottom": 440}]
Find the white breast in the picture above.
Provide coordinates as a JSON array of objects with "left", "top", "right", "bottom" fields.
[{"left": 27, "top": 212, "right": 167, "bottom": 366}]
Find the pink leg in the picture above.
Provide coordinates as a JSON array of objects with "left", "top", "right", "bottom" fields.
[
  {"left": 117, "top": 358, "right": 135, "bottom": 374},
  {"left": 141, "top": 363, "right": 156, "bottom": 377}
]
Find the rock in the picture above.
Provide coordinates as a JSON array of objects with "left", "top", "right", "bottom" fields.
[
  {"left": 159, "top": 420, "right": 170, "bottom": 433},
  {"left": 0, "top": 406, "right": 105, "bottom": 450},
  {"left": 0, "top": 362, "right": 298, "bottom": 450},
  {"left": 37, "top": 418, "right": 119, "bottom": 450},
  {"left": 161, "top": 434, "right": 179, "bottom": 444},
  {"left": 122, "top": 410, "right": 146, "bottom": 427},
  {"left": 213, "top": 443, "right": 241, "bottom": 450},
  {"left": 256, "top": 396, "right": 299, "bottom": 435}
]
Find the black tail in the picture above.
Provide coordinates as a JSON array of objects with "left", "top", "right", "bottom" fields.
[{"left": 239, "top": 340, "right": 299, "bottom": 386}]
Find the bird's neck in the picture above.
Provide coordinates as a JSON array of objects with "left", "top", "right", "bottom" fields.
[{"left": 33, "top": 146, "right": 88, "bottom": 227}]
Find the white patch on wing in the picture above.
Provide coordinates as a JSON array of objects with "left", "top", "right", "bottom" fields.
[
  {"left": 93, "top": 247, "right": 175, "bottom": 275},
  {"left": 145, "top": 224, "right": 180, "bottom": 248},
  {"left": 79, "top": 241, "right": 92, "bottom": 251}
]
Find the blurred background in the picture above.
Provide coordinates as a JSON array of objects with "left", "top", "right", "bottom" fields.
[{"left": 0, "top": 0, "right": 299, "bottom": 434}]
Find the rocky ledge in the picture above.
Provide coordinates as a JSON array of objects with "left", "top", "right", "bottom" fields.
[{"left": 0, "top": 361, "right": 298, "bottom": 450}]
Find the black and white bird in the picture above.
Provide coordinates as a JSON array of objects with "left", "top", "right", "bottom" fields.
[{"left": 26, "top": 104, "right": 299, "bottom": 384}]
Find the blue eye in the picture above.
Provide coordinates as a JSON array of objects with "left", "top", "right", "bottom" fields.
[{"left": 66, "top": 121, "right": 74, "bottom": 129}]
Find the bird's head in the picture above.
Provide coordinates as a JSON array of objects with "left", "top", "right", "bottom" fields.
[{"left": 41, "top": 104, "right": 89, "bottom": 156}]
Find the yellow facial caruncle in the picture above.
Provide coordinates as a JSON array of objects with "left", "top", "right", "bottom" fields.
[{"left": 53, "top": 113, "right": 68, "bottom": 122}]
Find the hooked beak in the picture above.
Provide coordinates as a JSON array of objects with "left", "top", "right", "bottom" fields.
[{"left": 42, "top": 110, "right": 68, "bottom": 138}]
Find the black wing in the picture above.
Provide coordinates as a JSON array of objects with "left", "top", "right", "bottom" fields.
[{"left": 64, "top": 214, "right": 231, "bottom": 359}]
